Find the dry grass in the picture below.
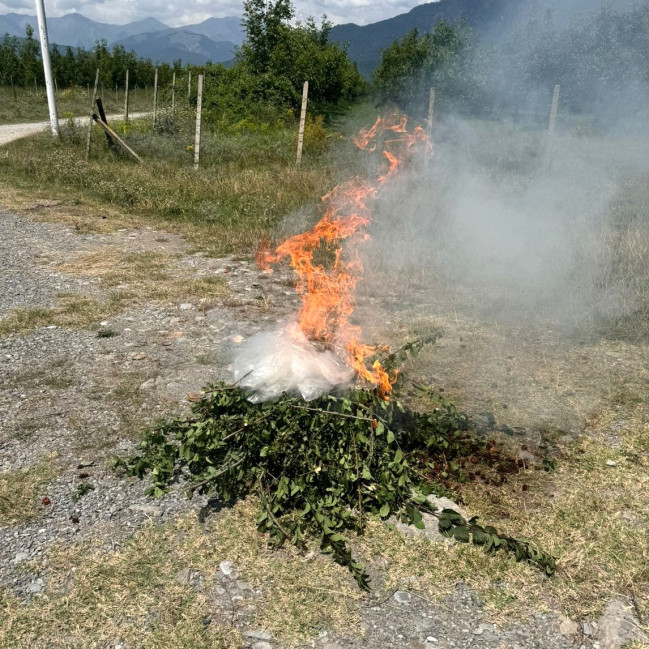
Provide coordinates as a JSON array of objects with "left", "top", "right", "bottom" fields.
[
  {"left": 0, "top": 249, "right": 227, "bottom": 337},
  {"left": 350, "top": 394, "right": 649, "bottom": 627},
  {"left": 0, "top": 499, "right": 362, "bottom": 648},
  {"left": 0, "top": 456, "right": 59, "bottom": 526},
  {"left": 57, "top": 248, "right": 228, "bottom": 306},
  {"left": 0, "top": 184, "right": 137, "bottom": 235},
  {"left": 0, "top": 293, "right": 123, "bottom": 337}
]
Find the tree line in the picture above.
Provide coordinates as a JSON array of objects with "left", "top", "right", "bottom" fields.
[
  {"left": 0, "top": 25, "right": 178, "bottom": 90},
  {"left": 0, "top": 0, "right": 365, "bottom": 128}
]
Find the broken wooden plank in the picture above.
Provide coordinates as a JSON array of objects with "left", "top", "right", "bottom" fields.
[{"left": 91, "top": 114, "right": 144, "bottom": 164}]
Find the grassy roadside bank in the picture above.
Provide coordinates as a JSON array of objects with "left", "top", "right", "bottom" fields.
[{"left": 0, "top": 113, "right": 341, "bottom": 255}]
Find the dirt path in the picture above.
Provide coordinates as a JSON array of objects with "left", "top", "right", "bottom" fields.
[
  {"left": 0, "top": 113, "right": 147, "bottom": 146},
  {"left": 0, "top": 202, "right": 647, "bottom": 649}
]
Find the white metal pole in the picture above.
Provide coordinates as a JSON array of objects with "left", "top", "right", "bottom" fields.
[
  {"left": 193, "top": 74, "right": 204, "bottom": 170},
  {"left": 35, "top": 0, "right": 59, "bottom": 137}
]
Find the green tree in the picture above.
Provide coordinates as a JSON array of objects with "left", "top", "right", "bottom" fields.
[
  {"left": 0, "top": 34, "right": 21, "bottom": 85},
  {"left": 374, "top": 21, "right": 481, "bottom": 116},
  {"left": 240, "top": 0, "right": 294, "bottom": 75},
  {"left": 20, "top": 24, "right": 41, "bottom": 87},
  {"left": 232, "top": 0, "right": 364, "bottom": 117}
]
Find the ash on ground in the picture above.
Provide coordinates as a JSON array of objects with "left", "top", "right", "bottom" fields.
[{"left": 231, "top": 324, "right": 354, "bottom": 402}]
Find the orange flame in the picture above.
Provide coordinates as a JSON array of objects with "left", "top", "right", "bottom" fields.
[{"left": 261, "top": 115, "right": 431, "bottom": 397}]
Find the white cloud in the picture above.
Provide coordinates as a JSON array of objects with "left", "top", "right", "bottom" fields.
[{"left": 0, "top": 0, "right": 429, "bottom": 26}]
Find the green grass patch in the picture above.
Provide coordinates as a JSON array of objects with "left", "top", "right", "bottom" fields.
[{"left": 0, "top": 457, "right": 59, "bottom": 526}]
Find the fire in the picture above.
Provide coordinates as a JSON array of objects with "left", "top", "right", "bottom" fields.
[{"left": 259, "top": 115, "right": 431, "bottom": 397}]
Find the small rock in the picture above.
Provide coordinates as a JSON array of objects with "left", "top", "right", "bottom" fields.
[
  {"left": 179, "top": 303, "right": 194, "bottom": 310},
  {"left": 559, "top": 615, "right": 580, "bottom": 638},
  {"left": 139, "top": 375, "right": 164, "bottom": 391},
  {"left": 175, "top": 568, "right": 192, "bottom": 586},
  {"left": 14, "top": 552, "right": 29, "bottom": 564},
  {"left": 231, "top": 335, "right": 245, "bottom": 344},
  {"left": 474, "top": 412, "right": 496, "bottom": 433},
  {"left": 595, "top": 597, "right": 648, "bottom": 649},
  {"left": 129, "top": 504, "right": 162, "bottom": 518},
  {"left": 394, "top": 590, "right": 412, "bottom": 604},
  {"left": 130, "top": 352, "right": 147, "bottom": 360},
  {"left": 26, "top": 579, "right": 44, "bottom": 594},
  {"left": 251, "top": 643, "right": 272, "bottom": 649},
  {"left": 583, "top": 622, "right": 594, "bottom": 636},
  {"left": 244, "top": 630, "right": 272, "bottom": 641},
  {"left": 605, "top": 460, "right": 617, "bottom": 467},
  {"left": 219, "top": 560, "right": 234, "bottom": 577},
  {"left": 426, "top": 495, "right": 467, "bottom": 518},
  {"left": 426, "top": 638, "right": 438, "bottom": 643}
]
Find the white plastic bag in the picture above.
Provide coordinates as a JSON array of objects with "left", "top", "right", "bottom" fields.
[{"left": 231, "top": 324, "right": 354, "bottom": 403}]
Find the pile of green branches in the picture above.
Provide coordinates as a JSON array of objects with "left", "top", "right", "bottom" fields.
[{"left": 118, "top": 379, "right": 555, "bottom": 588}]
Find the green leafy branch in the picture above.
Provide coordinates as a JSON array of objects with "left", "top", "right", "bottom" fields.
[{"left": 115, "top": 381, "right": 555, "bottom": 589}]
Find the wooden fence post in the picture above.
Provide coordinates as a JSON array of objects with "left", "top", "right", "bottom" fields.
[
  {"left": 124, "top": 69, "right": 129, "bottom": 122},
  {"left": 152, "top": 67, "right": 158, "bottom": 128},
  {"left": 193, "top": 74, "right": 204, "bottom": 170},
  {"left": 95, "top": 97, "right": 116, "bottom": 151},
  {"left": 85, "top": 68, "right": 100, "bottom": 160},
  {"left": 171, "top": 71, "right": 176, "bottom": 115},
  {"left": 425, "top": 87, "right": 435, "bottom": 168},
  {"left": 544, "top": 84, "right": 561, "bottom": 168},
  {"left": 296, "top": 80, "right": 309, "bottom": 164}
]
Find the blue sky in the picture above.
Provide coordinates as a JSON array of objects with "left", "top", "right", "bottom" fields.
[{"left": 0, "top": 0, "right": 430, "bottom": 26}]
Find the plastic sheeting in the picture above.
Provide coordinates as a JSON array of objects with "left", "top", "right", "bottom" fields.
[{"left": 231, "top": 324, "right": 354, "bottom": 403}]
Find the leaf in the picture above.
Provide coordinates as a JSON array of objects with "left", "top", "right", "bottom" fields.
[{"left": 379, "top": 503, "right": 390, "bottom": 518}]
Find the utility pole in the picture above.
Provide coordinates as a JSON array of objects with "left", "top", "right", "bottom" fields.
[{"left": 35, "top": 0, "right": 59, "bottom": 137}]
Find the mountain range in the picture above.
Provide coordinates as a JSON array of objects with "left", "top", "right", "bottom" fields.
[
  {"left": 0, "top": 0, "right": 636, "bottom": 70},
  {"left": 0, "top": 12, "right": 244, "bottom": 64},
  {"left": 328, "top": 0, "right": 638, "bottom": 77}
]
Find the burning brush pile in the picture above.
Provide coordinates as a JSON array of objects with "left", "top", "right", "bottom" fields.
[{"left": 119, "top": 117, "right": 555, "bottom": 588}]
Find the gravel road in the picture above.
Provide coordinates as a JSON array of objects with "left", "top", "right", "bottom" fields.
[{"left": 0, "top": 113, "right": 147, "bottom": 146}]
